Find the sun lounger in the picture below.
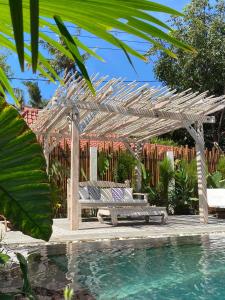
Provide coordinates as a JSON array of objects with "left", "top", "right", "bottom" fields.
[
  {"left": 207, "top": 188, "right": 225, "bottom": 218},
  {"left": 67, "top": 181, "right": 168, "bottom": 225}
]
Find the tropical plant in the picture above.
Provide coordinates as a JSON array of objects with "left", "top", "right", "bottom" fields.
[
  {"left": 41, "top": 37, "right": 90, "bottom": 82},
  {"left": 147, "top": 157, "right": 174, "bottom": 207},
  {"left": 171, "top": 159, "right": 198, "bottom": 214},
  {"left": 207, "top": 171, "right": 225, "bottom": 188},
  {"left": 14, "top": 87, "right": 25, "bottom": 110},
  {"left": 48, "top": 159, "right": 69, "bottom": 217},
  {"left": 98, "top": 151, "right": 112, "bottom": 179},
  {"left": 115, "top": 151, "right": 137, "bottom": 184},
  {"left": 150, "top": 137, "right": 178, "bottom": 147},
  {"left": 0, "top": 0, "right": 194, "bottom": 102},
  {"left": 24, "top": 81, "right": 47, "bottom": 108},
  {"left": 0, "top": 99, "right": 52, "bottom": 241},
  {"left": 151, "top": 0, "right": 225, "bottom": 148},
  {"left": 16, "top": 253, "right": 35, "bottom": 299},
  {"left": 217, "top": 156, "right": 225, "bottom": 179}
]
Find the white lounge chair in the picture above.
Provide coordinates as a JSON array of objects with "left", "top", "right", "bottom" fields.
[
  {"left": 207, "top": 188, "right": 225, "bottom": 209},
  {"left": 68, "top": 180, "right": 168, "bottom": 225}
]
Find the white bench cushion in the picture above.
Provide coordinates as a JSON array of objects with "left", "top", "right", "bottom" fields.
[
  {"left": 124, "top": 188, "right": 133, "bottom": 201},
  {"left": 207, "top": 189, "right": 225, "bottom": 208}
]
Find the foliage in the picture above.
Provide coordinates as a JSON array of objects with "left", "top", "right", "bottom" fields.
[
  {"left": 115, "top": 151, "right": 137, "bottom": 184},
  {"left": 152, "top": 0, "right": 225, "bottom": 148},
  {"left": 24, "top": 81, "right": 47, "bottom": 108},
  {"left": 0, "top": 0, "right": 194, "bottom": 101},
  {"left": 0, "top": 53, "right": 12, "bottom": 80},
  {"left": 147, "top": 157, "right": 174, "bottom": 207},
  {"left": 207, "top": 171, "right": 225, "bottom": 188},
  {"left": 16, "top": 253, "right": 36, "bottom": 299},
  {"left": 0, "top": 99, "right": 53, "bottom": 241},
  {"left": 64, "top": 287, "right": 74, "bottom": 300},
  {"left": 98, "top": 151, "right": 112, "bottom": 178},
  {"left": 150, "top": 137, "right": 178, "bottom": 147},
  {"left": 171, "top": 159, "right": 198, "bottom": 214},
  {"left": 49, "top": 159, "right": 69, "bottom": 218},
  {"left": 0, "top": 253, "right": 10, "bottom": 265},
  {"left": 147, "top": 158, "right": 198, "bottom": 214},
  {"left": 41, "top": 37, "right": 90, "bottom": 81},
  {"left": 217, "top": 156, "right": 225, "bottom": 178},
  {"left": 14, "top": 88, "right": 25, "bottom": 110}
]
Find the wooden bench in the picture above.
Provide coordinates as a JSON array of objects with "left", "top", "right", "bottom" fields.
[{"left": 67, "top": 181, "right": 168, "bottom": 225}]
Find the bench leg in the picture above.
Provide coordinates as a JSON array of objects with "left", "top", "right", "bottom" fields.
[
  {"left": 97, "top": 211, "right": 105, "bottom": 224},
  {"left": 161, "top": 213, "right": 168, "bottom": 224},
  {"left": 145, "top": 216, "right": 150, "bottom": 223},
  {"left": 111, "top": 211, "right": 118, "bottom": 226}
]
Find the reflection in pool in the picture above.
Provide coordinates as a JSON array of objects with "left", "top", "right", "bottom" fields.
[{"left": 1, "top": 235, "right": 225, "bottom": 299}]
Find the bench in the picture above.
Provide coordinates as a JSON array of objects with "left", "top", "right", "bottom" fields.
[{"left": 67, "top": 180, "right": 168, "bottom": 225}]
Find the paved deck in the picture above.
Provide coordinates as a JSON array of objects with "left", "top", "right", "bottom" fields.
[{"left": 2, "top": 215, "right": 225, "bottom": 245}]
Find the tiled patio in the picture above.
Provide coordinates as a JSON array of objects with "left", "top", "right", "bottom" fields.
[{"left": 2, "top": 215, "right": 225, "bottom": 245}]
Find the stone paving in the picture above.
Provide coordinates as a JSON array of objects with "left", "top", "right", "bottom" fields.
[{"left": 2, "top": 215, "right": 225, "bottom": 245}]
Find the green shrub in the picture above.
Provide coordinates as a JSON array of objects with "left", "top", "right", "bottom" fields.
[
  {"left": 171, "top": 160, "right": 198, "bottom": 214},
  {"left": 217, "top": 156, "right": 225, "bottom": 179},
  {"left": 207, "top": 171, "right": 225, "bottom": 188}
]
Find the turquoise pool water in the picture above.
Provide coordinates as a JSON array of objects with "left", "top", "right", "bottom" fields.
[{"left": 2, "top": 235, "right": 225, "bottom": 299}]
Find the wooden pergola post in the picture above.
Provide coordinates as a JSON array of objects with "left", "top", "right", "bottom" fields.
[
  {"left": 184, "top": 121, "right": 208, "bottom": 223},
  {"left": 43, "top": 134, "right": 50, "bottom": 174},
  {"left": 195, "top": 122, "right": 208, "bottom": 223},
  {"left": 70, "top": 113, "right": 80, "bottom": 230}
]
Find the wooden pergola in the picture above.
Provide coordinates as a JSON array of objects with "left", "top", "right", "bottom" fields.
[{"left": 31, "top": 74, "right": 225, "bottom": 230}]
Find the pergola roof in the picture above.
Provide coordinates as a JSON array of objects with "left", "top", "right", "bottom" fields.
[{"left": 31, "top": 74, "right": 225, "bottom": 143}]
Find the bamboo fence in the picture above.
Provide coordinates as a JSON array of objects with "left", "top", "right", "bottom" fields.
[{"left": 49, "top": 140, "right": 222, "bottom": 198}]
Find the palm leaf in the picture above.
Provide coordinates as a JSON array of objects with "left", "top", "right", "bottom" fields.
[
  {"left": 54, "top": 15, "right": 95, "bottom": 94},
  {"left": 30, "top": 0, "right": 39, "bottom": 72},
  {"left": 0, "top": 100, "right": 53, "bottom": 241},
  {"left": 9, "top": 0, "right": 24, "bottom": 71}
]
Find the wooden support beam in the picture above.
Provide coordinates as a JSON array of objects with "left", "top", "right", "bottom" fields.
[
  {"left": 75, "top": 101, "right": 215, "bottom": 123},
  {"left": 183, "top": 121, "right": 208, "bottom": 223},
  {"left": 43, "top": 134, "right": 50, "bottom": 174},
  {"left": 90, "top": 147, "right": 98, "bottom": 181},
  {"left": 70, "top": 113, "right": 80, "bottom": 230},
  {"left": 195, "top": 123, "right": 208, "bottom": 224}
]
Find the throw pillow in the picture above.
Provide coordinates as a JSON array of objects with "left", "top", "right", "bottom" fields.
[
  {"left": 88, "top": 186, "right": 101, "bottom": 200},
  {"left": 111, "top": 188, "right": 125, "bottom": 201}
]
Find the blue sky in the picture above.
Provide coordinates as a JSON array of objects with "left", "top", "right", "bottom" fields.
[{"left": 7, "top": 0, "right": 189, "bottom": 104}]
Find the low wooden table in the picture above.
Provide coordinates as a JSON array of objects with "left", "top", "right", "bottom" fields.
[{"left": 97, "top": 206, "right": 168, "bottom": 226}]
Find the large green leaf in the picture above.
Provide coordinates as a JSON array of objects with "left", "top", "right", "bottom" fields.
[{"left": 0, "top": 100, "right": 53, "bottom": 241}]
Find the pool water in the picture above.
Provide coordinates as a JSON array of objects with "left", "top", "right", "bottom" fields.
[{"left": 2, "top": 235, "right": 225, "bottom": 299}]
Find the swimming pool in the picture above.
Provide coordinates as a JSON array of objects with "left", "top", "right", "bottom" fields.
[{"left": 2, "top": 235, "right": 225, "bottom": 299}]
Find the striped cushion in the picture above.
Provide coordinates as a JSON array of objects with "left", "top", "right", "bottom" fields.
[
  {"left": 101, "top": 188, "right": 113, "bottom": 202},
  {"left": 87, "top": 186, "right": 101, "bottom": 200},
  {"left": 79, "top": 187, "right": 89, "bottom": 200},
  {"left": 111, "top": 188, "right": 125, "bottom": 201}
]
